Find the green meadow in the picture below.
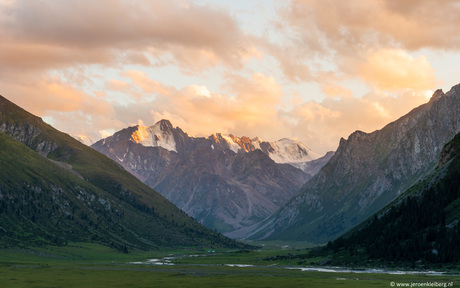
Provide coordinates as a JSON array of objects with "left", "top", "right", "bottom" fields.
[{"left": 1, "top": 243, "right": 458, "bottom": 288}]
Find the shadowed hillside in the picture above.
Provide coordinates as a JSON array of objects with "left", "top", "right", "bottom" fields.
[{"left": 0, "top": 95, "right": 245, "bottom": 250}]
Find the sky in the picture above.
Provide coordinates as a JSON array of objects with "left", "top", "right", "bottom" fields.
[{"left": 1, "top": 0, "right": 460, "bottom": 155}]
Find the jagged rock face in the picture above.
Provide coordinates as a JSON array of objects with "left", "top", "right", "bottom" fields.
[
  {"left": 438, "top": 132, "right": 460, "bottom": 167},
  {"left": 0, "top": 101, "right": 57, "bottom": 156},
  {"left": 0, "top": 122, "right": 56, "bottom": 156},
  {"left": 92, "top": 121, "right": 317, "bottom": 233},
  {"left": 247, "top": 84, "right": 460, "bottom": 243}
]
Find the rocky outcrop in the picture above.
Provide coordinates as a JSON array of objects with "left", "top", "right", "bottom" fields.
[
  {"left": 0, "top": 96, "right": 57, "bottom": 156},
  {"left": 0, "top": 121, "right": 57, "bottom": 156},
  {"left": 247, "top": 84, "right": 460, "bottom": 243},
  {"left": 438, "top": 130, "right": 460, "bottom": 167}
]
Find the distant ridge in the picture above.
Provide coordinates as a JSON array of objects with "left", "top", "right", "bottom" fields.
[
  {"left": 126, "top": 119, "right": 322, "bottom": 165},
  {"left": 92, "top": 120, "right": 330, "bottom": 235}
]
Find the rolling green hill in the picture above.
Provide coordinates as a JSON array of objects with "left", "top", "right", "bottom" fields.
[{"left": 0, "top": 95, "right": 244, "bottom": 250}]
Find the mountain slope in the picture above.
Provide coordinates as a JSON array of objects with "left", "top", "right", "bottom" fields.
[
  {"left": 248, "top": 84, "right": 460, "bottom": 243},
  {"left": 0, "top": 95, "right": 242, "bottom": 249},
  {"left": 153, "top": 149, "right": 308, "bottom": 232},
  {"left": 318, "top": 132, "right": 460, "bottom": 265},
  {"left": 92, "top": 121, "right": 321, "bottom": 234}
]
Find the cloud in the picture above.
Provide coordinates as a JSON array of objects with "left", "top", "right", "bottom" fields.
[
  {"left": 122, "top": 70, "right": 171, "bottom": 96},
  {"left": 0, "top": 71, "right": 122, "bottom": 143},
  {"left": 357, "top": 49, "right": 438, "bottom": 91},
  {"left": 267, "top": 0, "right": 459, "bottom": 87},
  {"left": 182, "top": 85, "right": 212, "bottom": 98},
  {"left": 0, "top": 0, "right": 262, "bottom": 141},
  {"left": 284, "top": 89, "right": 431, "bottom": 153},
  {"left": 106, "top": 71, "right": 285, "bottom": 140},
  {"left": 106, "top": 79, "right": 132, "bottom": 93},
  {"left": 0, "top": 0, "right": 259, "bottom": 73},
  {"left": 282, "top": 0, "right": 460, "bottom": 53},
  {"left": 0, "top": 59, "right": 435, "bottom": 155},
  {"left": 321, "top": 82, "right": 353, "bottom": 100},
  {"left": 171, "top": 72, "right": 283, "bottom": 136},
  {"left": 106, "top": 70, "right": 431, "bottom": 155},
  {"left": 0, "top": 0, "right": 453, "bottom": 156},
  {"left": 1, "top": 75, "right": 110, "bottom": 115}
]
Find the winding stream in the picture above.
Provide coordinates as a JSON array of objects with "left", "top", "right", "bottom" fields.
[{"left": 127, "top": 255, "right": 452, "bottom": 276}]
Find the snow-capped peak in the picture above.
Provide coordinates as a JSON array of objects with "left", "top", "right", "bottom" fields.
[
  {"left": 221, "top": 134, "right": 242, "bottom": 153},
  {"left": 266, "top": 138, "right": 319, "bottom": 164},
  {"left": 128, "top": 119, "right": 319, "bottom": 164},
  {"left": 207, "top": 133, "right": 318, "bottom": 164},
  {"left": 130, "top": 120, "right": 177, "bottom": 152}
]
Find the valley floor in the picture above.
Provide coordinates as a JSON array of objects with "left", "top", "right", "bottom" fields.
[
  {"left": 0, "top": 243, "right": 458, "bottom": 288},
  {"left": 3, "top": 264, "right": 459, "bottom": 288}
]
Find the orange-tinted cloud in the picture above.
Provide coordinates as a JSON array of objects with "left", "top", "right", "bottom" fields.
[
  {"left": 0, "top": 0, "right": 262, "bottom": 142},
  {"left": 285, "top": 89, "right": 431, "bottom": 153},
  {"left": 106, "top": 71, "right": 285, "bottom": 141},
  {"left": 105, "top": 70, "right": 432, "bottom": 154},
  {"left": 270, "top": 0, "right": 459, "bottom": 87},
  {"left": 357, "top": 49, "right": 438, "bottom": 91},
  {"left": 321, "top": 83, "right": 352, "bottom": 99},
  {"left": 0, "top": 72, "right": 119, "bottom": 141},
  {"left": 122, "top": 70, "right": 172, "bottom": 96},
  {"left": 0, "top": 0, "right": 259, "bottom": 74},
  {"left": 282, "top": 0, "right": 460, "bottom": 52},
  {"left": 1, "top": 76, "right": 109, "bottom": 115},
  {"left": 0, "top": 0, "right": 454, "bottom": 155}
]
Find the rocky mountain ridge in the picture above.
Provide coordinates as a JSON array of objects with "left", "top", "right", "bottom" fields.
[
  {"left": 125, "top": 119, "right": 322, "bottom": 167},
  {"left": 319, "top": 131, "right": 460, "bottom": 265},
  {"left": 245, "top": 84, "right": 460, "bottom": 243},
  {"left": 92, "top": 121, "right": 331, "bottom": 233}
]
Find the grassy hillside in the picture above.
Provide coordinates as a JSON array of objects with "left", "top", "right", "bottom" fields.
[{"left": 0, "top": 95, "right": 245, "bottom": 250}]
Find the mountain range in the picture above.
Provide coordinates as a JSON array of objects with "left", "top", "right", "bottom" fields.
[
  {"left": 0, "top": 95, "right": 243, "bottom": 250},
  {"left": 92, "top": 121, "right": 332, "bottom": 233},
  {"left": 245, "top": 84, "right": 460, "bottom": 243},
  {"left": 2, "top": 82, "right": 459, "bottom": 255}
]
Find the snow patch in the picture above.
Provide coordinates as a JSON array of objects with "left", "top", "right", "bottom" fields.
[
  {"left": 251, "top": 137, "right": 263, "bottom": 150},
  {"left": 221, "top": 135, "right": 241, "bottom": 153},
  {"left": 130, "top": 122, "right": 177, "bottom": 152},
  {"left": 266, "top": 138, "right": 319, "bottom": 163},
  {"left": 211, "top": 133, "right": 319, "bottom": 165}
]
